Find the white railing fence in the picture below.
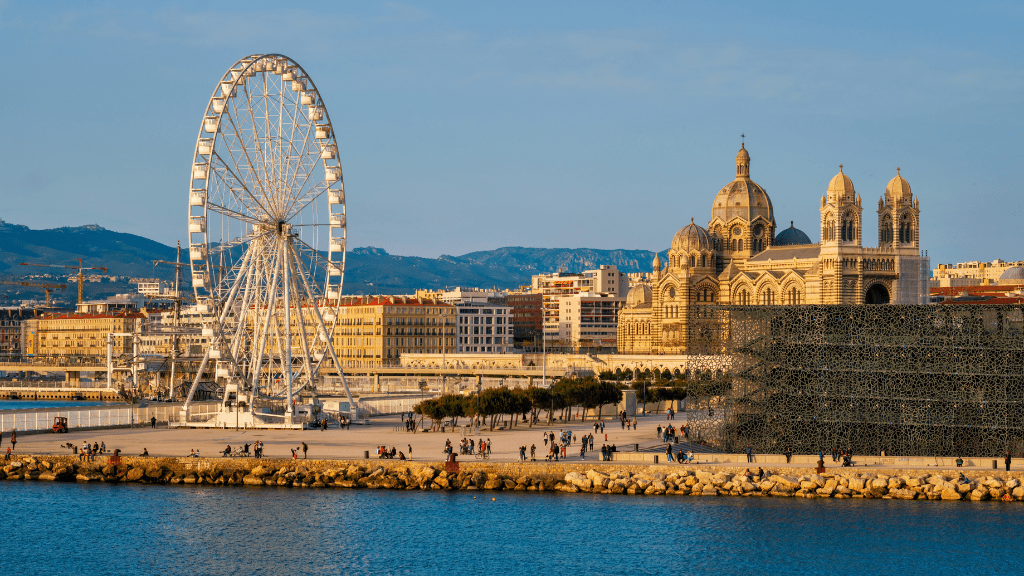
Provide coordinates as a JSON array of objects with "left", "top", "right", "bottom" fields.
[{"left": 0, "top": 402, "right": 219, "bottom": 433}]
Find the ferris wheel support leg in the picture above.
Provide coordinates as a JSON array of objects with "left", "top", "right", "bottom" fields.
[
  {"left": 288, "top": 242, "right": 356, "bottom": 415},
  {"left": 284, "top": 243, "right": 317, "bottom": 396},
  {"left": 249, "top": 247, "right": 282, "bottom": 396},
  {"left": 181, "top": 348, "right": 213, "bottom": 424},
  {"left": 282, "top": 239, "right": 294, "bottom": 424}
]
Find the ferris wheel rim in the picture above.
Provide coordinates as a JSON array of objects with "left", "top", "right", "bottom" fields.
[{"left": 187, "top": 53, "right": 347, "bottom": 309}]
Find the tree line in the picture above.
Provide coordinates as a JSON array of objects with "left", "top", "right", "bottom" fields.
[
  {"left": 414, "top": 376, "right": 623, "bottom": 431},
  {"left": 413, "top": 370, "right": 732, "bottom": 430}
]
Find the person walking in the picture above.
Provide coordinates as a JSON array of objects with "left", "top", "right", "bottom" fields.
[
  {"left": 746, "top": 445, "right": 753, "bottom": 463},
  {"left": 408, "top": 444, "right": 413, "bottom": 460},
  {"left": 1005, "top": 450, "right": 1012, "bottom": 472},
  {"left": 9, "top": 429, "right": 15, "bottom": 452},
  {"left": 302, "top": 442, "right": 309, "bottom": 459},
  {"left": 784, "top": 447, "right": 792, "bottom": 464},
  {"left": 666, "top": 444, "right": 674, "bottom": 462}
]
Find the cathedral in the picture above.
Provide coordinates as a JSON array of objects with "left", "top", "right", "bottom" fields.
[{"left": 618, "top": 144, "right": 930, "bottom": 354}]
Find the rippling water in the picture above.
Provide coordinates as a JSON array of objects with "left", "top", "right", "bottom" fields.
[{"left": 5, "top": 482, "right": 1021, "bottom": 575}]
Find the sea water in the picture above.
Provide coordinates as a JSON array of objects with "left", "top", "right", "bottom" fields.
[{"left": 4, "top": 482, "right": 1023, "bottom": 575}]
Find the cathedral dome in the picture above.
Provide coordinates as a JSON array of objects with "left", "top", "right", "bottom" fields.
[
  {"left": 1000, "top": 266, "right": 1024, "bottom": 281},
  {"left": 625, "top": 284, "right": 652, "bottom": 307},
  {"left": 774, "top": 221, "right": 813, "bottom": 246},
  {"left": 827, "top": 165, "right": 856, "bottom": 202},
  {"left": 711, "top": 145, "right": 774, "bottom": 225},
  {"left": 885, "top": 168, "right": 912, "bottom": 205},
  {"left": 671, "top": 219, "right": 714, "bottom": 253}
]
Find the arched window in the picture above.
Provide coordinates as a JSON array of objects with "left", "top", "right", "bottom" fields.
[{"left": 690, "top": 255, "right": 695, "bottom": 267}]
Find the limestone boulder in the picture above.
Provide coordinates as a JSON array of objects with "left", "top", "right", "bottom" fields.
[
  {"left": 969, "top": 489, "right": 990, "bottom": 501},
  {"left": 940, "top": 488, "right": 962, "bottom": 500},
  {"left": 891, "top": 488, "right": 917, "bottom": 500},
  {"left": 565, "top": 471, "right": 592, "bottom": 491},
  {"left": 770, "top": 475, "right": 800, "bottom": 489},
  {"left": 126, "top": 468, "right": 145, "bottom": 482}
]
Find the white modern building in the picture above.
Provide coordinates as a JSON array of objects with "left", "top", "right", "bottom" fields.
[{"left": 531, "top": 265, "right": 628, "bottom": 348}]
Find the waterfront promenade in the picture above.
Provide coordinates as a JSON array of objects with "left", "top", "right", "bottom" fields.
[{"left": 5, "top": 413, "right": 1012, "bottom": 473}]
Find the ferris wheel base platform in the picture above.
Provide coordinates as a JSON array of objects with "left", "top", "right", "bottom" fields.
[{"left": 171, "top": 409, "right": 309, "bottom": 430}]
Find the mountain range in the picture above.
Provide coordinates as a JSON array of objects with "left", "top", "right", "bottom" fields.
[{"left": 0, "top": 220, "right": 665, "bottom": 301}]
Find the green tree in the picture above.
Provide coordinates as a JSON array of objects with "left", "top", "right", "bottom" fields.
[{"left": 525, "top": 386, "right": 551, "bottom": 426}]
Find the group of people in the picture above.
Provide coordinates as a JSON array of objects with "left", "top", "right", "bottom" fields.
[
  {"left": 656, "top": 424, "right": 678, "bottom": 443},
  {"left": 458, "top": 437, "right": 488, "bottom": 455},
  {"left": 290, "top": 442, "right": 309, "bottom": 459},
  {"left": 664, "top": 445, "right": 696, "bottom": 463},
  {"left": 377, "top": 444, "right": 410, "bottom": 460},
  {"left": 76, "top": 441, "right": 106, "bottom": 461},
  {"left": 618, "top": 412, "right": 637, "bottom": 430}
]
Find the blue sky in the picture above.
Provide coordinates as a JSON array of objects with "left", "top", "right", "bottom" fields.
[{"left": 0, "top": 1, "right": 1021, "bottom": 266}]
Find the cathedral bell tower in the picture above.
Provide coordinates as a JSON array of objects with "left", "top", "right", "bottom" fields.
[
  {"left": 819, "top": 165, "right": 863, "bottom": 303},
  {"left": 878, "top": 167, "right": 920, "bottom": 249}
]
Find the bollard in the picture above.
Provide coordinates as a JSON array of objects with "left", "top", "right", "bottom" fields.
[
  {"left": 993, "top": 459, "right": 998, "bottom": 470},
  {"left": 635, "top": 443, "right": 639, "bottom": 452},
  {"left": 364, "top": 450, "right": 370, "bottom": 459}
]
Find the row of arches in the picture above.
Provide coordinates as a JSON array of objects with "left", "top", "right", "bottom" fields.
[
  {"left": 878, "top": 213, "right": 918, "bottom": 246},
  {"left": 823, "top": 214, "right": 860, "bottom": 243}
]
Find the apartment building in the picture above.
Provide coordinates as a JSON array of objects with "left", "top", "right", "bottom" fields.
[{"left": 531, "top": 265, "right": 628, "bottom": 347}]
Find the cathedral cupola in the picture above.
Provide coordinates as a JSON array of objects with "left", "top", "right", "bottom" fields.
[{"left": 736, "top": 143, "right": 750, "bottom": 179}]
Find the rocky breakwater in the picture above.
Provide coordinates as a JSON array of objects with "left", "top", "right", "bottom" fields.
[
  {"left": 557, "top": 468, "right": 1024, "bottom": 501},
  {"left": 0, "top": 455, "right": 561, "bottom": 491},
  {"left": 4, "top": 455, "right": 1024, "bottom": 502}
]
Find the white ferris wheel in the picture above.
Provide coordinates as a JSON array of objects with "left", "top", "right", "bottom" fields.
[{"left": 180, "top": 54, "right": 354, "bottom": 427}]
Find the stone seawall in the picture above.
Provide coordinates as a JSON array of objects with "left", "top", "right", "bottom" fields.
[{"left": 4, "top": 454, "right": 1024, "bottom": 502}]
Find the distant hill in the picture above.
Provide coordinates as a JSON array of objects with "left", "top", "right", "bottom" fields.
[
  {"left": 0, "top": 220, "right": 179, "bottom": 277},
  {"left": 0, "top": 220, "right": 666, "bottom": 299}
]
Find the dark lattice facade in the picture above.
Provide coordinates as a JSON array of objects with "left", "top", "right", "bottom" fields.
[{"left": 688, "top": 305, "right": 1024, "bottom": 457}]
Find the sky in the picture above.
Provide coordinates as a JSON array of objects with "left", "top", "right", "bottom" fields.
[{"left": 0, "top": 1, "right": 1021, "bottom": 266}]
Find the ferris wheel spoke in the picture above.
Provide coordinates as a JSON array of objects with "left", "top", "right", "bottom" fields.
[
  {"left": 211, "top": 151, "right": 272, "bottom": 219},
  {"left": 225, "top": 91, "right": 275, "bottom": 203},
  {"left": 206, "top": 202, "right": 264, "bottom": 226}
]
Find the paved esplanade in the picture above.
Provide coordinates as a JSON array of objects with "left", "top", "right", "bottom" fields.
[
  {"left": 11, "top": 413, "right": 645, "bottom": 461},
  {"left": 8, "top": 414, "right": 1006, "bottom": 472}
]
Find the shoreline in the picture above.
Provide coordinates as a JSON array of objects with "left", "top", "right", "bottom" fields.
[{"left": 4, "top": 454, "right": 1023, "bottom": 502}]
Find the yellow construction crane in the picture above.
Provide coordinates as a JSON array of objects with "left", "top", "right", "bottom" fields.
[
  {"left": 0, "top": 280, "right": 67, "bottom": 307},
  {"left": 19, "top": 258, "right": 108, "bottom": 304}
]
